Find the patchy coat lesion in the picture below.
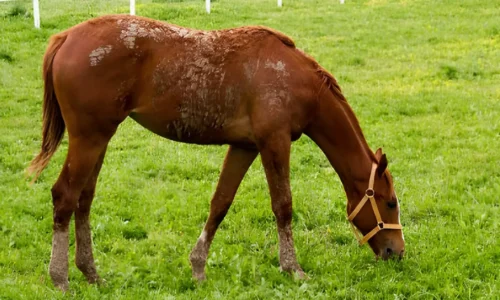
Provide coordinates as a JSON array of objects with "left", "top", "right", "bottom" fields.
[
  {"left": 147, "top": 42, "right": 237, "bottom": 141},
  {"left": 88, "top": 45, "right": 113, "bottom": 66}
]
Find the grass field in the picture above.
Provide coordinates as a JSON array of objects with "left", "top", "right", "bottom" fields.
[{"left": 1, "top": 0, "right": 499, "bottom": 299}]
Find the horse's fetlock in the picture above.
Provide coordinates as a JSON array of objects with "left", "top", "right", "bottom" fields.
[
  {"left": 75, "top": 257, "right": 88, "bottom": 272},
  {"left": 189, "top": 251, "right": 206, "bottom": 265}
]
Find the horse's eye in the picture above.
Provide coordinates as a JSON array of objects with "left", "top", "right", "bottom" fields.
[{"left": 387, "top": 201, "right": 397, "bottom": 209}]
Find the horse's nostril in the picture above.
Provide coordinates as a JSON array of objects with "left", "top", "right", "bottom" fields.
[{"left": 386, "top": 248, "right": 393, "bottom": 256}]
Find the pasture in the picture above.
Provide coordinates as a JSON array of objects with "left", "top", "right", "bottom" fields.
[{"left": 0, "top": 0, "right": 499, "bottom": 298}]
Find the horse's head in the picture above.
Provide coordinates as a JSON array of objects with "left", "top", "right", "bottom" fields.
[{"left": 347, "top": 148, "right": 405, "bottom": 260}]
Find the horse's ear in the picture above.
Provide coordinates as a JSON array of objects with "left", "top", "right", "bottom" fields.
[
  {"left": 377, "top": 154, "right": 388, "bottom": 177},
  {"left": 375, "top": 148, "right": 383, "bottom": 160}
]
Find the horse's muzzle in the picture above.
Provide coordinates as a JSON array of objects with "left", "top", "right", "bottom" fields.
[{"left": 380, "top": 248, "right": 405, "bottom": 260}]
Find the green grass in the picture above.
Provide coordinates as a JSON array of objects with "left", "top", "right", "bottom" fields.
[{"left": 1, "top": 0, "right": 499, "bottom": 298}]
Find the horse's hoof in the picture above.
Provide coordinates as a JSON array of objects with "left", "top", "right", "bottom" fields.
[
  {"left": 50, "top": 270, "right": 69, "bottom": 292},
  {"left": 93, "top": 277, "right": 107, "bottom": 287},
  {"left": 192, "top": 272, "right": 207, "bottom": 282},
  {"left": 54, "top": 281, "right": 69, "bottom": 292},
  {"left": 280, "top": 265, "right": 308, "bottom": 280},
  {"left": 293, "top": 270, "right": 309, "bottom": 280}
]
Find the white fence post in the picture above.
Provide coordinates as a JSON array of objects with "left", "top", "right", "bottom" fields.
[
  {"left": 130, "top": 0, "right": 135, "bottom": 15},
  {"left": 33, "top": 0, "right": 40, "bottom": 28},
  {"left": 278, "top": 0, "right": 282, "bottom": 7},
  {"left": 206, "top": 0, "right": 210, "bottom": 13}
]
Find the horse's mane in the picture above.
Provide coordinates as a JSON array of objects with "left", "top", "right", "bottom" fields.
[
  {"left": 300, "top": 51, "right": 348, "bottom": 103},
  {"left": 251, "top": 26, "right": 296, "bottom": 48},
  {"left": 315, "top": 67, "right": 348, "bottom": 102}
]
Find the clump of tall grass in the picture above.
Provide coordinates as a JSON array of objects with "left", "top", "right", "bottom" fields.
[{"left": 4, "top": 3, "right": 28, "bottom": 17}]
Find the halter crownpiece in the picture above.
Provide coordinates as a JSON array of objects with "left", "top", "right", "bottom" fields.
[{"left": 347, "top": 163, "right": 402, "bottom": 245}]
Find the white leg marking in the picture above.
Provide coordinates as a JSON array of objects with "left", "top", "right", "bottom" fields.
[{"left": 199, "top": 230, "right": 207, "bottom": 242}]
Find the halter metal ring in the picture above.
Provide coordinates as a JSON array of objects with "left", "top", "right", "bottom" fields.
[{"left": 365, "top": 188, "right": 375, "bottom": 198}]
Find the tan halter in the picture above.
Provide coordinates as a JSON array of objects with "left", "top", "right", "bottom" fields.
[{"left": 347, "top": 163, "right": 402, "bottom": 245}]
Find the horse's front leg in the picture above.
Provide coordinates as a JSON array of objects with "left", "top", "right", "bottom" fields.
[
  {"left": 190, "top": 146, "right": 258, "bottom": 280},
  {"left": 258, "top": 131, "right": 306, "bottom": 279}
]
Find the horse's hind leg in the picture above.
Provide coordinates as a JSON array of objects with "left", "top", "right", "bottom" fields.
[
  {"left": 74, "top": 147, "right": 107, "bottom": 284},
  {"left": 190, "top": 146, "right": 258, "bottom": 280},
  {"left": 49, "top": 134, "right": 112, "bottom": 291}
]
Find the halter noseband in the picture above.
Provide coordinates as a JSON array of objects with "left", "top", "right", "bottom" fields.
[{"left": 347, "top": 163, "right": 402, "bottom": 245}]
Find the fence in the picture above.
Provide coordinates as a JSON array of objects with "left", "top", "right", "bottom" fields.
[{"left": 16, "top": 0, "right": 345, "bottom": 29}]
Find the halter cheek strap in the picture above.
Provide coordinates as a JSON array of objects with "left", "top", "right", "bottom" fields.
[{"left": 347, "top": 163, "right": 402, "bottom": 245}]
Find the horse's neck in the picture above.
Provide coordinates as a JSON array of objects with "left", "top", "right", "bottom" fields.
[{"left": 306, "top": 91, "right": 374, "bottom": 195}]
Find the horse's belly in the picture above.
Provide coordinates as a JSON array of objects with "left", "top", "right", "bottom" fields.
[{"left": 129, "top": 110, "right": 254, "bottom": 146}]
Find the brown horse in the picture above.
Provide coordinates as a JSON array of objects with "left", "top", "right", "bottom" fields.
[{"left": 28, "top": 15, "right": 404, "bottom": 291}]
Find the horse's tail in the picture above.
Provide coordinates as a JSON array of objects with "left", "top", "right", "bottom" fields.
[{"left": 27, "top": 33, "right": 68, "bottom": 182}]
